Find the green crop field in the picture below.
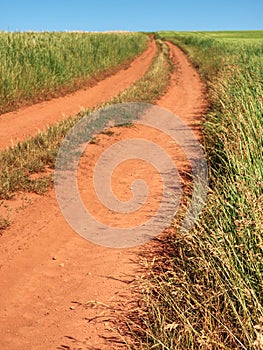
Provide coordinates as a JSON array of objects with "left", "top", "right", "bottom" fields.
[
  {"left": 161, "top": 30, "right": 263, "bottom": 41},
  {"left": 202, "top": 30, "right": 263, "bottom": 41},
  {"left": 133, "top": 30, "right": 263, "bottom": 349},
  {"left": 0, "top": 31, "right": 147, "bottom": 114}
]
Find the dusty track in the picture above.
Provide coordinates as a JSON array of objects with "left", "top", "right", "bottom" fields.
[
  {"left": 0, "top": 43, "right": 206, "bottom": 349},
  {"left": 0, "top": 40, "right": 157, "bottom": 150}
]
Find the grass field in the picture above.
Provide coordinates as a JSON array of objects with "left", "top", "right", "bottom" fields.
[
  {"left": 0, "top": 31, "right": 147, "bottom": 114},
  {"left": 130, "top": 31, "right": 263, "bottom": 349},
  {"left": 202, "top": 30, "right": 263, "bottom": 41}
]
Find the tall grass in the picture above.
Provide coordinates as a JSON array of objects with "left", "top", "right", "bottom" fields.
[
  {"left": 131, "top": 32, "right": 263, "bottom": 349},
  {"left": 0, "top": 31, "right": 147, "bottom": 114}
]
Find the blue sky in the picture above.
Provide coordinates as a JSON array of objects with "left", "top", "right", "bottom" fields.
[{"left": 0, "top": 0, "right": 262, "bottom": 32}]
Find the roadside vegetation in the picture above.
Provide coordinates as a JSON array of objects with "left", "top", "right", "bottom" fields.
[
  {"left": 0, "top": 31, "right": 147, "bottom": 114},
  {"left": 129, "top": 31, "right": 263, "bottom": 349},
  {"left": 0, "top": 39, "right": 172, "bottom": 204}
]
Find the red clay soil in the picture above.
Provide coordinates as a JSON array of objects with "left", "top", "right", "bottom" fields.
[
  {"left": 0, "top": 43, "right": 206, "bottom": 349},
  {"left": 0, "top": 40, "right": 157, "bottom": 151}
]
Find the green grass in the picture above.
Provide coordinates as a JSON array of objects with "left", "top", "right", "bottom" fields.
[
  {"left": 130, "top": 31, "right": 263, "bottom": 349},
  {"left": 0, "top": 31, "right": 147, "bottom": 114},
  {"left": 0, "top": 39, "right": 172, "bottom": 200},
  {"left": 202, "top": 30, "right": 263, "bottom": 41},
  {"left": 159, "top": 30, "right": 263, "bottom": 42}
]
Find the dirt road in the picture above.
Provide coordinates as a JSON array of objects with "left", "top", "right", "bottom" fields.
[{"left": 0, "top": 43, "right": 206, "bottom": 349}]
